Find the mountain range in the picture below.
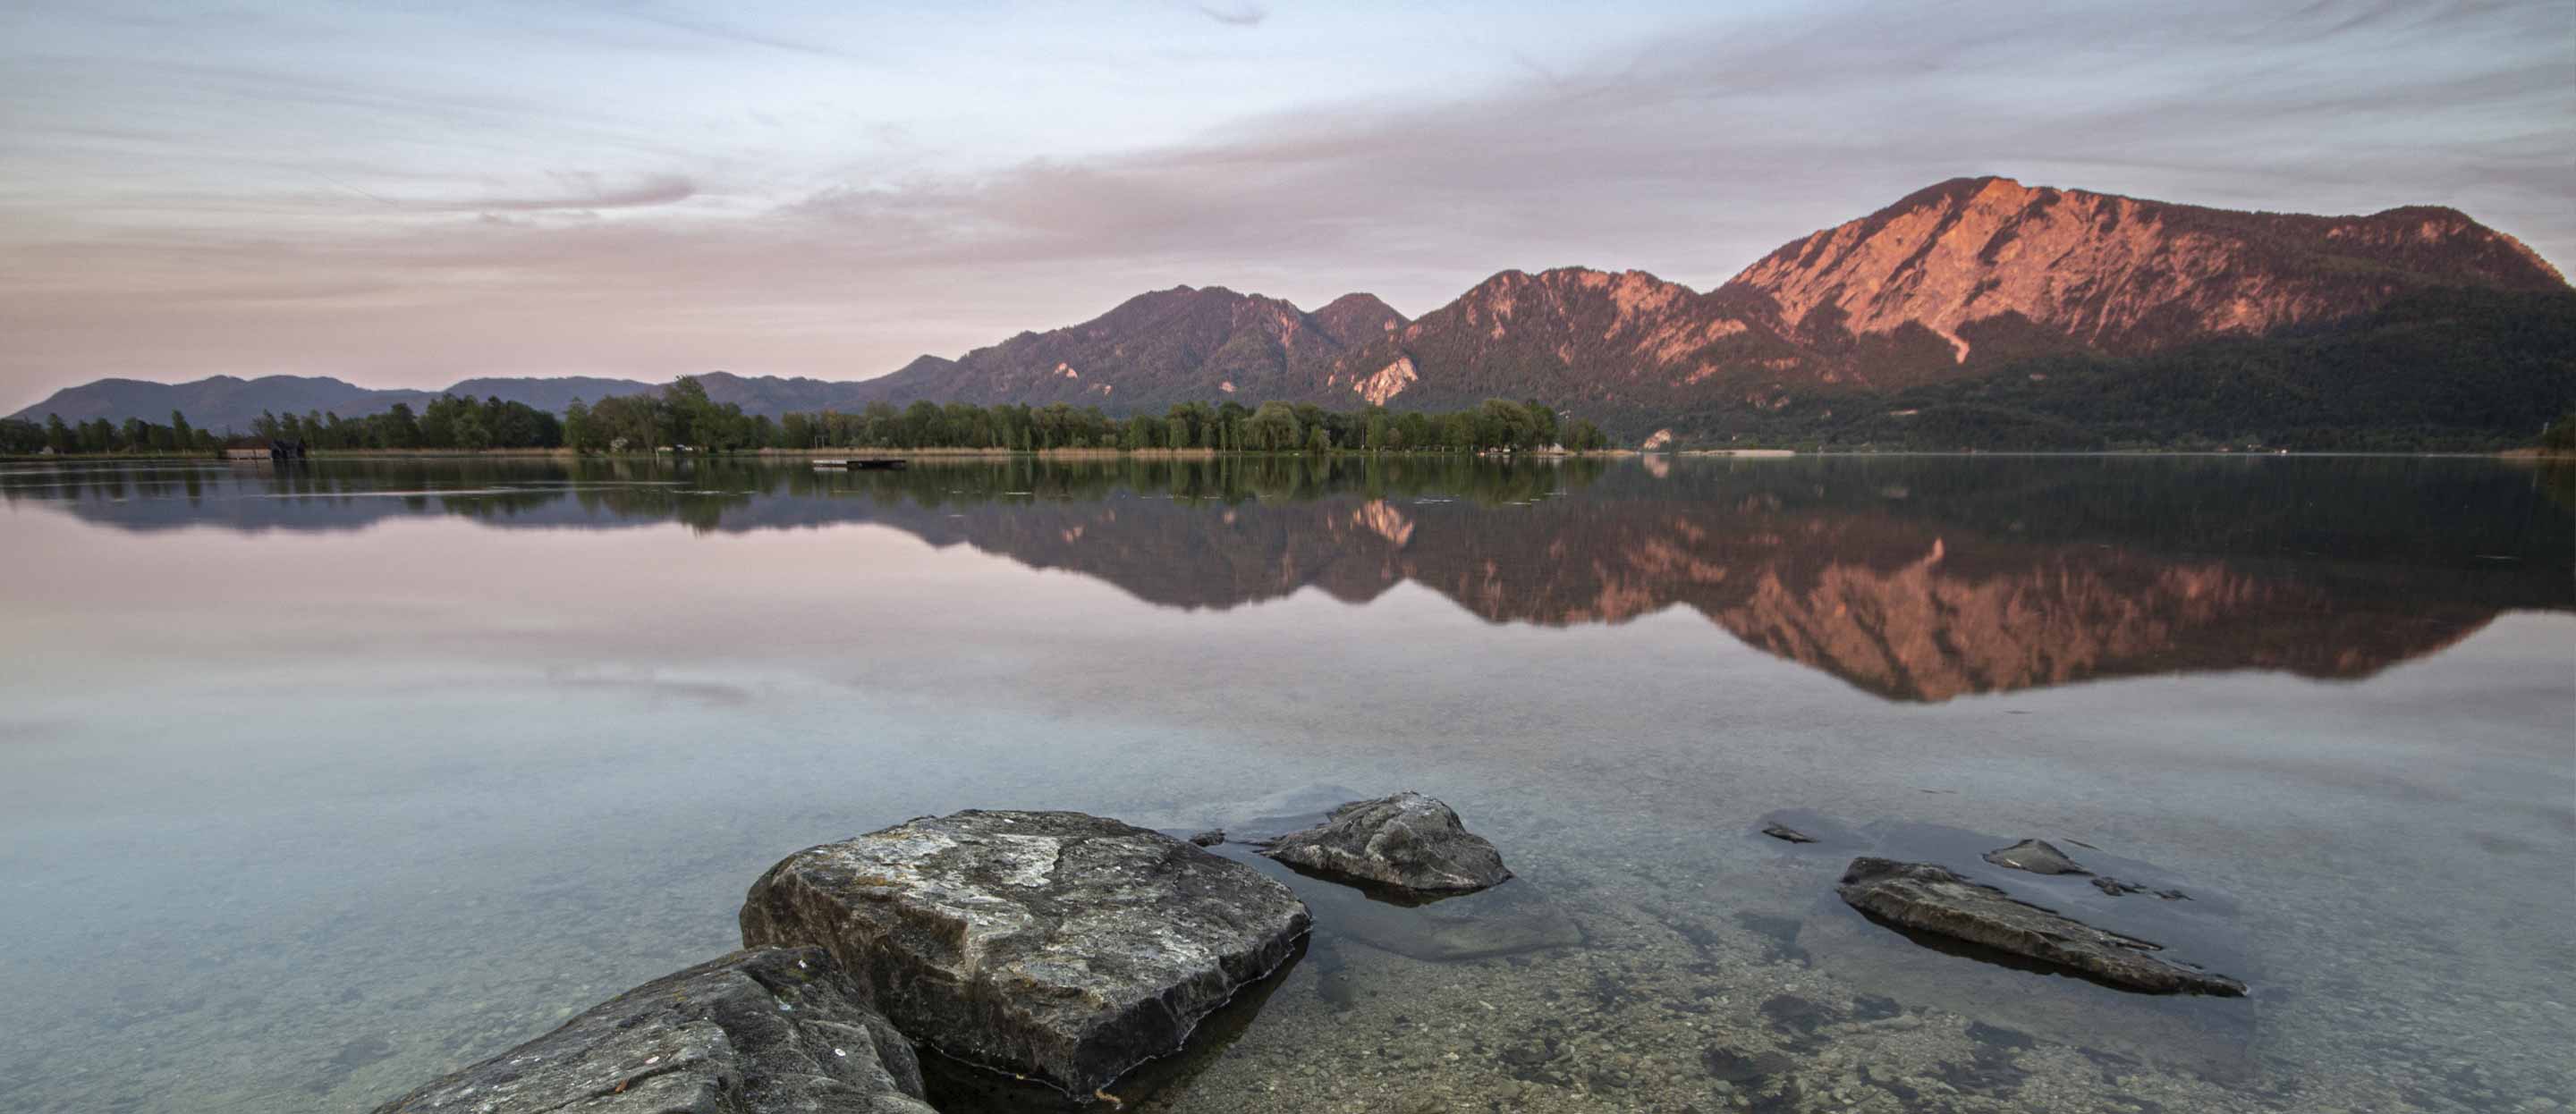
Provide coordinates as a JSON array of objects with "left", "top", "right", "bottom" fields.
[{"left": 17, "top": 176, "right": 2571, "bottom": 446}]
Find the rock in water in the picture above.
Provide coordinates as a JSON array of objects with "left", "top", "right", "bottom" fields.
[
  {"left": 2092, "top": 875, "right": 2148, "bottom": 897},
  {"left": 1836, "top": 857, "right": 2244, "bottom": 996},
  {"left": 1188, "top": 829, "right": 1225, "bottom": 847},
  {"left": 369, "top": 947, "right": 933, "bottom": 1114},
  {"left": 1761, "top": 822, "right": 1820, "bottom": 844},
  {"left": 1982, "top": 838, "right": 2091, "bottom": 875},
  {"left": 1258, "top": 791, "right": 1511, "bottom": 896},
  {"left": 738, "top": 810, "right": 1310, "bottom": 1095}
]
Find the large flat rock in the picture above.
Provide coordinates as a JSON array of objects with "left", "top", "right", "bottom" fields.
[
  {"left": 1837, "top": 857, "right": 2245, "bottom": 996},
  {"left": 370, "top": 946, "right": 934, "bottom": 1114},
  {"left": 739, "top": 809, "right": 1310, "bottom": 1095}
]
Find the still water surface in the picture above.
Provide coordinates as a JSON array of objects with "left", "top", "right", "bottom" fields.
[{"left": 0, "top": 455, "right": 2569, "bottom": 1113}]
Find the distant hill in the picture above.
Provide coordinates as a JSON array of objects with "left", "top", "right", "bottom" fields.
[
  {"left": 18, "top": 177, "right": 2570, "bottom": 448},
  {"left": 12, "top": 375, "right": 639, "bottom": 435},
  {"left": 7, "top": 372, "right": 877, "bottom": 435},
  {"left": 843, "top": 287, "right": 1409, "bottom": 410}
]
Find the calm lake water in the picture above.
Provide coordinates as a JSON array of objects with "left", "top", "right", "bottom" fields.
[{"left": 1, "top": 454, "right": 2570, "bottom": 1114}]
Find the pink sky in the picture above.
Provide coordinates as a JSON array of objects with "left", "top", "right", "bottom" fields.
[{"left": 4, "top": 0, "right": 2568, "bottom": 411}]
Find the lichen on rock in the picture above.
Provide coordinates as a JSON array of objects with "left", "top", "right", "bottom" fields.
[{"left": 739, "top": 809, "right": 1310, "bottom": 1096}]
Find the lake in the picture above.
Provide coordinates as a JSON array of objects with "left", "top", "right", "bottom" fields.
[{"left": 0, "top": 453, "right": 2569, "bottom": 1114}]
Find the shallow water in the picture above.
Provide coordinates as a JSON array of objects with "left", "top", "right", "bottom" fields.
[{"left": 0, "top": 454, "right": 2569, "bottom": 1113}]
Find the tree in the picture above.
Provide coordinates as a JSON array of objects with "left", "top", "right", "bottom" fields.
[
  {"left": 1244, "top": 401, "right": 1301, "bottom": 452},
  {"left": 45, "top": 413, "right": 72, "bottom": 454},
  {"left": 1523, "top": 399, "right": 1559, "bottom": 447},
  {"left": 564, "top": 399, "right": 597, "bottom": 452},
  {"left": 383, "top": 402, "right": 421, "bottom": 449},
  {"left": 902, "top": 401, "right": 945, "bottom": 448},
  {"left": 0, "top": 418, "right": 41, "bottom": 454},
  {"left": 1123, "top": 414, "right": 1157, "bottom": 451},
  {"left": 452, "top": 409, "right": 491, "bottom": 451},
  {"left": 664, "top": 376, "right": 719, "bottom": 446}
]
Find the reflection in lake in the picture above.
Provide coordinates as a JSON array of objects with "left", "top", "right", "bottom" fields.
[
  {"left": 17, "top": 454, "right": 2568, "bottom": 701},
  {"left": 0, "top": 454, "right": 2569, "bottom": 1114}
]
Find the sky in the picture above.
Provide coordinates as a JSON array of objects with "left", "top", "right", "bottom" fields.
[{"left": 2, "top": 0, "right": 2569, "bottom": 409}]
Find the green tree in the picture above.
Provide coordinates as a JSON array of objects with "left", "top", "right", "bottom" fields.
[
  {"left": 1244, "top": 401, "right": 1301, "bottom": 452},
  {"left": 452, "top": 409, "right": 491, "bottom": 451},
  {"left": 1563, "top": 418, "right": 1608, "bottom": 452},
  {"left": 564, "top": 399, "right": 597, "bottom": 452}
]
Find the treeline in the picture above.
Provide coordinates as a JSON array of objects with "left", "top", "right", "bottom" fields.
[
  {"left": 2, "top": 411, "right": 219, "bottom": 455},
  {"left": 8, "top": 376, "right": 1615, "bottom": 457},
  {"left": 248, "top": 393, "right": 570, "bottom": 451},
  {"left": 564, "top": 380, "right": 1610, "bottom": 454},
  {"left": 741, "top": 396, "right": 1609, "bottom": 454},
  {"left": 225, "top": 376, "right": 1608, "bottom": 455},
  {"left": 0, "top": 395, "right": 572, "bottom": 454}
]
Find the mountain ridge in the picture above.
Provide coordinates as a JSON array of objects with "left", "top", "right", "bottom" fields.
[{"left": 16, "top": 177, "right": 2568, "bottom": 441}]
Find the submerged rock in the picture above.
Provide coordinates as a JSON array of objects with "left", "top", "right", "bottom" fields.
[
  {"left": 1982, "top": 839, "right": 2091, "bottom": 875},
  {"left": 369, "top": 946, "right": 932, "bottom": 1114},
  {"left": 738, "top": 809, "right": 1310, "bottom": 1096},
  {"left": 1258, "top": 791, "right": 1511, "bottom": 896},
  {"left": 1761, "top": 822, "right": 1820, "bottom": 844},
  {"left": 2092, "top": 875, "right": 2192, "bottom": 900},
  {"left": 1836, "top": 857, "right": 2244, "bottom": 996}
]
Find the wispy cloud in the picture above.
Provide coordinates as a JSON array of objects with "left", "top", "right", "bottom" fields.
[
  {"left": 0, "top": 0, "right": 2566, "bottom": 407},
  {"left": 1193, "top": 2, "right": 1268, "bottom": 28},
  {"left": 432, "top": 173, "right": 700, "bottom": 213}
]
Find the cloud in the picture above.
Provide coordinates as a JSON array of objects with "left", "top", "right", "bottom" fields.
[
  {"left": 0, "top": 0, "right": 2566, "bottom": 407},
  {"left": 432, "top": 173, "right": 699, "bottom": 213},
  {"left": 1193, "top": 2, "right": 1268, "bottom": 28},
  {"left": 751, "top": 0, "right": 2572, "bottom": 305}
]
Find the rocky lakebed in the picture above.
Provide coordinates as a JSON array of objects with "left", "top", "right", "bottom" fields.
[{"left": 369, "top": 789, "right": 2267, "bottom": 1114}]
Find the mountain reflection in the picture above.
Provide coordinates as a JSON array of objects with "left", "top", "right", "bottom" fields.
[{"left": 12, "top": 455, "right": 2569, "bottom": 702}]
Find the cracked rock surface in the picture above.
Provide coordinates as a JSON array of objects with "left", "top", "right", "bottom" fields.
[
  {"left": 369, "top": 946, "right": 933, "bottom": 1114},
  {"left": 739, "top": 809, "right": 1310, "bottom": 1095}
]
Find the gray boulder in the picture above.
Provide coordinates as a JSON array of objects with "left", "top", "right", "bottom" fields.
[
  {"left": 739, "top": 810, "right": 1309, "bottom": 1095},
  {"left": 1258, "top": 791, "right": 1511, "bottom": 896},
  {"left": 1837, "top": 857, "right": 2243, "bottom": 996},
  {"left": 370, "top": 946, "right": 933, "bottom": 1114},
  {"left": 1982, "top": 839, "right": 2091, "bottom": 875}
]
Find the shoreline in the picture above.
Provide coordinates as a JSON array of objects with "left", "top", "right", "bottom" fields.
[{"left": 3, "top": 447, "right": 2564, "bottom": 463}]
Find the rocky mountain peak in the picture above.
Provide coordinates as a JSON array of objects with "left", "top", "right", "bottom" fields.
[
  {"left": 1310, "top": 292, "right": 1407, "bottom": 347},
  {"left": 1722, "top": 177, "right": 2569, "bottom": 365}
]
